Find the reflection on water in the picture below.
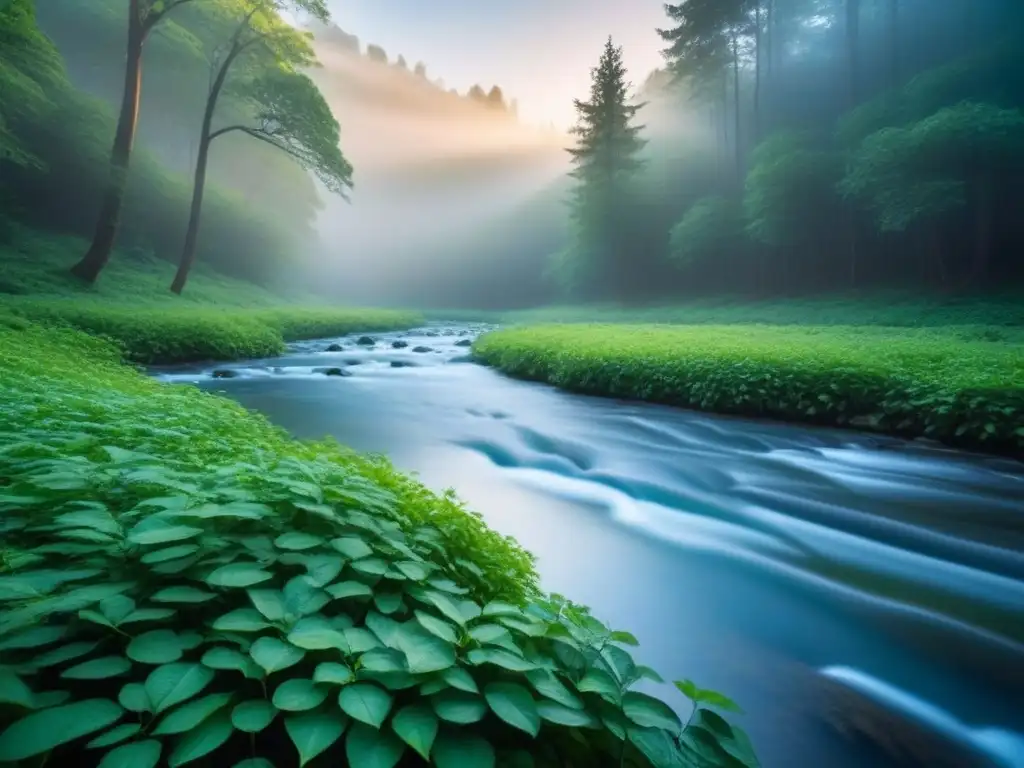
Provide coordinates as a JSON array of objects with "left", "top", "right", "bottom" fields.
[{"left": 155, "top": 324, "right": 1024, "bottom": 768}]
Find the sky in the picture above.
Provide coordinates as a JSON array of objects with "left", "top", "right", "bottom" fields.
[{"left": 323, "top": 0, "right": 670, "bottom": 130}]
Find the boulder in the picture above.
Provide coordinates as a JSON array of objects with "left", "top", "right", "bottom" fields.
[
  {"left": 455, "top": 339, "right": 472, "bottom": 347},
  {"left": 391, "top": 340, "right": 409, "bottom": 349},
  {"left": 356, "top": 336, "right": 375, "bottom": 345},
  {"left": 412, "top": 346, "right": 432, "bottom": 353},
  {"left": 314, "top": 367, "right": 351, "bottom": 377},
  {"left": 390, "top": 361, "right": 413, "bottom": 368},
  {"left": 326, "top": 343, "right": 344, "bottom": 351}
]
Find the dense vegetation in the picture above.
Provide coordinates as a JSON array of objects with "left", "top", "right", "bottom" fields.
[
  {"left": 473, "top": 323, "right": 1024, "bottom": 454},
  {"left": 549, "top": 0, "right": 1024, "bottom": 302}
]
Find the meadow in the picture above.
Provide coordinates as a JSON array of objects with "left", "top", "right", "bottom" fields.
[{"left": 472, "top": 323, "right": 1024, "bottom": 454}]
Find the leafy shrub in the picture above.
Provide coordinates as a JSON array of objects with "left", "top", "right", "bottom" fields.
[
  {"left": 0, "top": 325, "right": 755, "bottom": 767},
  {"left": 472, "top": 324, "right": 1024, "bottom": 454},
  {"left": 668, "top": 197, "right": 744, "bottom": 267}
]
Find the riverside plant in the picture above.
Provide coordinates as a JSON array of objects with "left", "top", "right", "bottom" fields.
[{"left": 0, "top": 448, "right": 757, "bottom": 768}]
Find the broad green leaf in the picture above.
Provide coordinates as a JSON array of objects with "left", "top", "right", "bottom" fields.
[
  {"left": 344, "top": 627, "right": 383, "bottom": 653},
  {"left": 33, "top": 641, "right": 100, "bottom": 668},
  {"left": 395, "top": 561, "right": 428, "bottom": 580},
  {"left": 118, "top": 683, "right": 150, "bottom": 712},
  {"left": 346, "top": 722, "right": 405, "bottom": 768},
  {"left": 351, "top": 558, "right": 388, "bottom": 576},
  {"left": 364, "top": 611, "right": 402, "bottom": 648},
  {"left": 414, "top": 610, "right": 457, "bottom": 643},
  {"left": 283, "top": 577, "right": 330, "bottom": 617},
  {"left": 327, "top": 580, "right": 373, "bottom": 600},
  {"left": 275, "top": 532, "right": 325, "bottom": 550},
  {"left": 423, "top": 591, "right": 467, "bottom": 626},
  {"left": 202, "top": 646, "right": 260, "bottom": 677},
  {"left": 526, "top": 669, "right": 582, "bottom": 709},
  {"left": 428, "top": 578, "right": 469, "bottom": 595},
  {"left": 360, "top": 648, "right": 407, "bottom": 673},
  {"left": 287, "top": 616, "right": 349, "bottom": 651},
  {"left": 99, "top": 595, "right": 136, "bottom": 624},
  {"left": 284, "top": 710, "right": 347, "bottom": 766},
  {"left": 231, "top": 700, "right": 277, "bottom": 732},
  {"left": 314, "top": 662, "right": 354, "bottom": 685},
  {"left": 304, "top": 555, "right": 345, "bottom": 586},
  {"left": 466, "top": 647, "right": 537, "bottom": 672},
  {"left": 442, "top": 666, "right": 478, "bottom": 694},
  {"left": 0, "top": 625, "right": 66, "bottom": 651},
  {"left": 127, "top": 522, "right": 203, "bottom": 546},
  {"left": 31, "top": 690, "right": 71, "bottom": 709},
  {"left": 374, "top": 591, "right": 404, "bottom": 614},
  {"left": 482, "top": 601, "right": 521, "bottom": 618},
  {"left": 577, "top": 669, "right": 620, "bottom": 702},
  {"left": 332, "top": 537, "right": 373, "bottom": 560},
  {"left": 394, "top": 622, "right": 456, "bottom": 674},
  {"left": 248, "top": 589, "right": 287, "bottom": 621},
  {"left": 430, "top": 690, "right": 486, "bottom": 724},
  {"left": 432, "top": 729, "right": 495, "bottom": 768},
  {"left": 0, "top": 670, "right": 34, "bottom": 708},
  {"left": 62, "top": 656, "right": 132, "bottom": 679},
  {"left": 233, "top": 761, "right": 275, "bottom": 768},
  {"left": 273, "top": 679, "right": 329, "bottom": 711},
  {"left": 611, "top": 630, "right": 640, "bottom": 646},
  {"left": 153, "top": 692, "right": 233, "bottom": 735},
  {"left": 167, "top": 712, "right": 233, "bottom": 766},
  {"left": 390, "top": 704, "right": 438, "bottom": 760},
  {"left": 338, "top": 683, "right": 392, "bottom": 728},
  {"left": 213, "top": 608, "right": 270, "bottom": 632},
  {"left": 97, "top": 739, "right": 161, "bottom": 768},
  {"left": 141, "top": 544, "right": 200, "bottom": 564},
  {"left": 206, "top": 563, "right": 273, "bottom": 588},
  {"left": 635, "top": 665, "right": 665, "bottom": 684},
  {"left": 622, "top": 691, "right": 682, "bottom": 734},
  {"left": 0, "top": 699, "right": 123, "bottom": 760},
  {"left": 121, "top": 607, "right": 176, "bottom": 624},
  {"left": 86, "top": 723, "right": 142, "bottom": 748},
  {"left": 150, "top": 587, "right": 216, "bottom": 604},
  {"left": 145, "top": 663, "right": 214, "bottom": 714},
  {"left": 127, "top": 630, "right": 184, "bottom": 664},
  {"left": 674, "top": 680, "right": 742, "bottom": 712},
  {"left": 537, "top": 700, "right": 598, "bottom": 727},
  {"left": 250, "top": 637, "right": 306, "bottom": 674},
  {"left": 484, "top": 683, "right": 540, "bottom": 738}
]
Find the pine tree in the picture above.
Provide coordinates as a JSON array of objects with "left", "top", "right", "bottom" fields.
[{"left": 558, "top": 36, "right": 646, "bottom": 298}]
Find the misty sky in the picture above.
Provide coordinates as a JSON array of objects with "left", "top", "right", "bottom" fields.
[{"left": 324, "top": 0, "right": 668, "bottom": 130}]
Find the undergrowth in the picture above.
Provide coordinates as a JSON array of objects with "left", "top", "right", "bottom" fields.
[
  {"left": 472, "top": 324, "right": 1024, "bottom": 455},
  {"left": 0, "top": 324, "right": 757, "bottom": 767}
]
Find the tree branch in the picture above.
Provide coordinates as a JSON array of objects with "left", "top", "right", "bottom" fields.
[{"left": 208, "top": 124, "right": 307, "bottom": 165}]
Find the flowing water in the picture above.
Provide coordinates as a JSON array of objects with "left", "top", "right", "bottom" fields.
[{"left": 155, "top": 323, "right": 1024, "bottom": 768}]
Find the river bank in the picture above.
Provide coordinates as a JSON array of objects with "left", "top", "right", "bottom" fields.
[{"left": 163, "top": 322, "right": 1024, "bottom": 768}]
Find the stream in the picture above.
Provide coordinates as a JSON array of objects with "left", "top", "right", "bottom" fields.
[{"left": 155, "top": 323, "right": 1024, "bottom": 768}]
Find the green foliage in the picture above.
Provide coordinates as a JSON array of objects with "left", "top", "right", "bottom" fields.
[
  {"left": 743, "top": 133, "right": 841, "bottom": 246},
  {"left": 473, "top": 324, "right": 1024, "bottom": 453},
  {"left": 0, "top": 324, "right": 753, "bottom": 767},
  {"left": 840, "top": 101, "right": 1024, "bottom": 231},
  {"left": 668, "top": 196, "right": 743, "bottom": 266}
]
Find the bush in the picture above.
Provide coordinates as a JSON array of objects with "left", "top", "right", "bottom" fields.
[
  {"left": 472, "top": 324, "right": 1024, "bottom": 454},
  {"left": 0, "top": 324, "right": 755, "bottom": 767}
]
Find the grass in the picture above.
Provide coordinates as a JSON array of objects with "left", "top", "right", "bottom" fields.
[
  {"left": 473, "top": 324, "right": 1024, "bottom": 454},
  {"left": 0, "top": 227, "right": 422, "bottom": 363}
]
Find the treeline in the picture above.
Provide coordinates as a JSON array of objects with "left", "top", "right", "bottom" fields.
[
  {"left": 556, "top": 0, "right": 1024, "bottom": 301},
  {"left": 1, "top": 0, "right": 349, "bottom": 292},
  {"left": 310, "top": 21, "right": 519, "bottom": 117}
]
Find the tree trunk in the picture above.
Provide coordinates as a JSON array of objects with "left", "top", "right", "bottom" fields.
[
  {"left": 70, "top": 0, "right": 145, "bottom": 283},
  {"left": 766, "top": 0, "right": 774, "bottom": 79},
  {"left": 846, "top": 0, "right": 860, "bottom": 107},
  {"left": 753, "top": 1, "right": 762, "bottom": 142},
  {"left": 732, "top": 30, "right": 742, "bottom": 186}
]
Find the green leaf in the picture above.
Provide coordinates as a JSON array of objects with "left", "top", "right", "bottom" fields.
[
  {"left": 338, "top": 683, "right": 392, "bottom": 728},
  {"left": 430, "top": 690, "right": 486, "bottom": 724},
  {"left": 441, "top": 666, "right": 478, "bottom": 694},
  {"left": 97, "top": 739, "right": 161, "bottom": 768},
  {"left": 466, "top": 647, "right": 537, "bottom": 672},
  {"left": 423, "top": 591, "right": 467, "bottom": 626},
  {"left": 167, "top": 712, "right": 233, "bottom": 767},
  {"left": 432, "top": 729, "right": 495, "bottom": 768},
  {"left": 0, "top": 699, "right": 124, "bottom": 760},
  {"left": 327, "top": 580, "right": 373, "bottom": 600},
  {"left": 414, "top": 610, "right": 458, "bottom": 643},
  {"left": 153, "top": 692, "right": 233, "bottom": 735},
  {"left": 150, "top": 586, "right": 216, "bottom": 604},
  {"left": 276, "top": 532, "right": 326, "bottom": 550},
  {"left": 673, "top": 680, "right": 742, "bottom": 712},
  {"left": 248, "top": 589, "right": 287, "bottom": 621},
  {"left": 62, "top": 656, "right": 132, "bottom": 680},
  {"left": 374, "top": 591, "right": 404, "bottom": 614},
  {"left": 635, "top": 665, "right": 665, "bottom": 684},
  {"left": 86, "top": 723, "right": 142, "bottom": 748},
  {"left": 485, "top": 682, "right": 540, "bottom": 736},
  {"left": 346, "top": 721, "right": 405, "bottom": 768},
  {"left": 577, "top": 669, "right": 620, "bottom": 702},
  {"left": 33, "top": 640, "right": 100, "bottom": 667},
  {"left": 0, "top": 625, "right": 66, "bottom": 651},
  {"left": 127, "top": 522, "right": 203, "bottom": 546},
  {"left": 622, "top": 691, "right": 682, "bottom": 734},
  {"left": 537, "top": 700, "right": 598, "bottom": 727},
  {"left": 395, "top": 561, "right": 428, "bottom": 580},
  {"left": 351, "top": 557, "right": 388, "bottom": 576},
  {"left": 145, "top": 663, "right": 214, "bottom": 714},
  {"left": 141, "top": 544, "right": 200, "bottom": 564},
  {"left": 314, "top": 662, "right": 354, "bottom": 686},
  {"left": 206, "top": 563, "right": 273, "bottom": 588},
  {"left": 202, "top": 646, "right": 260, "bottom": 677},
  {"left": 390, "top": 704, "right": 438, "bottom": 760},
  {"left": 213, "top": 608, "right": 270, "bottom": 632},
  {"left": 482, "top": 601, "right": 521, "bottom": 617},
  {"left": 360, "top": 648, "right": 407, "bottom": 673},
  {"left": 284, "top": 711, "right": 347, "bottom": 766},
  {"left": 610, "top": 630, "right": 639, "bottom": 646},
  {"left": 233, "top": 761, "right": 274, "bottom": 768},
  {"left": 332, "top": 537, "right": 374, "bottom": 560},
  {"left": 394, "top": 622, "right": 456, "bottom": 674},
  {"left": 99, "top": 595, "right": 136, "bottom": 624},
  {"left": 232, "top": 700, "right": 277, "bottom": 732},
  {"left": 118, "top": 683, "right": 150, "bottom": 712},
  {"left": 345, "top": 627, "right": 383, "bottom": 653},
  {"left": 304, "top": 555, "right": 345, "bottom": 586},
  {"left": 283, "top": 577, "right": 330, "bottom": 617},
  {"left": 288, "top": 616, "right": 349, "bottom": 651},
  {"left": 250, "top": 636, "right": 306, "bottom": 674},
  {"left": 273, "top": 679, "right": 329, "bottom": 712},
  {"left": 121, "top": 607, "right": 176, "bottom": 624},
  {"left": 0, "top": 670, "right": 35, "bottom": 708},
  {"left": 127, "top": 630, "right": 184, "bottom": 664}
]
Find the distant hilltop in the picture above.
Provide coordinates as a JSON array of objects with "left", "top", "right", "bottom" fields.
[{"left": 304, "top": 20, "right": 519, "bottom": 119}]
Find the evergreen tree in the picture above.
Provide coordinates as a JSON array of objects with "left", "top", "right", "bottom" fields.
[{"left": 557, "top": 36, "right": 646, "bottom": 298}]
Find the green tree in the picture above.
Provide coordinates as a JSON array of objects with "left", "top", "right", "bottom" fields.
[
  {"left": 560, "top": 36, "right": 646, "bottom": 298},
  {"left": 669, "top": 195, "right": 744, "bottom": 270},
  {"left": 169, "top": 0, "right": 353, "bottom": 294},
  {"left": 70, "top": 0, "right": 199, "bottom": 283}
]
